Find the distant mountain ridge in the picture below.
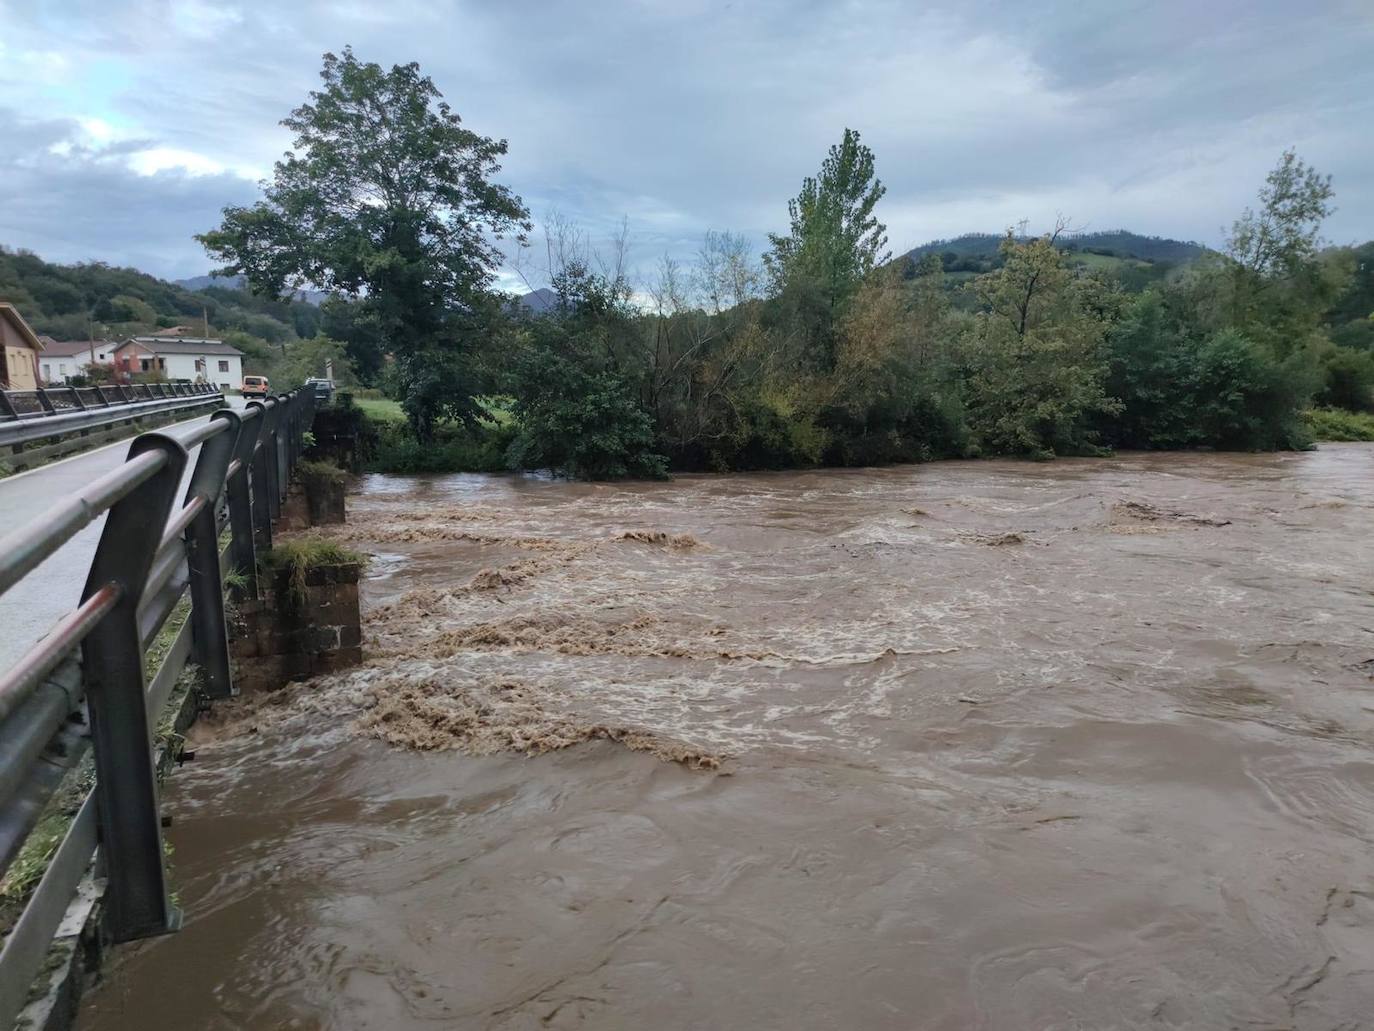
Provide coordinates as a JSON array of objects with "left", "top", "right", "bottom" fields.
[
  {"left": 174, "top": 272, "right": 242, "bottom": 292},
  {"left": 516, "top": 287, "right": 559, "bottom": 313},
  {"left": 176, "top": 273, "right": 330, "bottom": 307},
  {"left": 904, "top": 229, "right": 1208, "bottom": 266}
]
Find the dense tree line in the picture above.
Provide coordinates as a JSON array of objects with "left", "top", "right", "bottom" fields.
[
  {"left": 195, "top": 51, "right": 1374, "bottom": 476},
  {"left": 499, "top": 145, "right": 1372, "bottom": 473}
]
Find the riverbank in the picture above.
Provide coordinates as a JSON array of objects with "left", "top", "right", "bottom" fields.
[
  {"left": 357, "top": 403, "right": 1374, "bottom": 477},
  {"left": 79, "top": 443, "right": 1374, "bottom": 1029}
]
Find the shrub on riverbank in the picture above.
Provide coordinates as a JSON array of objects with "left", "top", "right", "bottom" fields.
[
  {"left": 364, "top": 420, "right": 516, "bottom": 474},
  {"left": 1303, "top": 407, "right": 1374, "bottom": 441},
  {"left": 297, "top": 458, "right": 347, "bottom": 490}
]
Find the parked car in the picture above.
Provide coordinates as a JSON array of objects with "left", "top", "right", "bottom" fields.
[
  {"left": 241, "top": 375, "right": 270, "bottom": 398},
  {"left": 305, "top": 376, "right": 335, "bottom": 401}
]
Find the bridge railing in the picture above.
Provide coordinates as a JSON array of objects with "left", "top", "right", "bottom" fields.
[
  {"left": 0, "top": 388, "right": 316, "bottom": 1027},
  {"left": 0, "top": 383, "right": 226, "bottom": 474},
  {"left": 0, "top": 382, "right": 222, "bottom": 423}
]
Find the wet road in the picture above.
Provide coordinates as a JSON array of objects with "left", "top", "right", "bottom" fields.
[
  {"left": 0, "top": 402, "right": 240, "bottom": 667},
  {"left": 81, "top": 445, "right": 1374, "bottom": 1029}
]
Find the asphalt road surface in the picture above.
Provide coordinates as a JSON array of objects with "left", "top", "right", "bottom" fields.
[{"left": 0, "top": 400, "right": 244, "bottom": 669}]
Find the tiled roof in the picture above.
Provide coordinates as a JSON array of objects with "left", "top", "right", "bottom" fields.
[
  {"left": 119, "top": 337, "right": 245, "bottom": 356},
  {"left": 36, "top": 338, "right": 117, "bottom": 358}
]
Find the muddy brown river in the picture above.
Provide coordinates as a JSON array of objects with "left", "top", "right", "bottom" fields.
[{"left": 80, "top": 445, "right": 1374, "bottom": 1029}]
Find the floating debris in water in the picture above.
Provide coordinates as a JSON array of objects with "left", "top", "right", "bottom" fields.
[
  {"left": 1110, "top": 500, "right": 1231, "bottom": 527},
  {"left": 613, "top": 530, "right": 703, "bottom": 548}
]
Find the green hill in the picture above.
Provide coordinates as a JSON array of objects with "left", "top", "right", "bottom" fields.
[
  {"left": 905, "top": 229, "right": 1207, "bottom": 264},
  {"left": 0, "top": 246, "right": 325, "bottom": 378},
  {"left": 901, "top": 230, "right": 1210, "bottom": 295}
]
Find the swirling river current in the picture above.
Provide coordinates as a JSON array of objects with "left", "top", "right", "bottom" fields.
[{"left": 80, "top": 444, "right": 1374, "bottom": 1029}]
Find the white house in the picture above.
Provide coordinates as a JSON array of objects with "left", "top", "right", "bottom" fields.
[
  {"left": 37, "top": 338, "right": 117, "bottom": 385},
  {"left": 114, "top": 337, "right": 244, "bottom": 390}
]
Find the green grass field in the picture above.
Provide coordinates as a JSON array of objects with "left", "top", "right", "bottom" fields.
[
  {"left": 354, "top": 397, "right": 405, "bottom": 423},
  {"left": 352, "top": 396, "right": 514, "bottom": 427}
]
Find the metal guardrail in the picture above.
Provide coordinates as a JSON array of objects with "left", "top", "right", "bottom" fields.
[
  {"left": 0, "top": 384, "right": 223, "bottom": 450},
  {"left": 0, "top": 383, "right": 219, "bottom": 420},
  {"left": 0, "top": 388, "right": 316, "bottom": 1027}
]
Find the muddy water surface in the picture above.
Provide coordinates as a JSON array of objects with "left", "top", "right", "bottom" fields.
[{"left": 81, "top": 446, "right": 1374, "bottom": 1029}]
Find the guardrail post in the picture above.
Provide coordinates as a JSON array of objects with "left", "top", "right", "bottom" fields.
[
  {"left": 228, "top": 403, "right": 265, "bottom": 599},
  {"left": 296, "top": 391, "right": 306, "bottom": 446},
  {"left": 79, "top": 431, "right": 188, "bottom": 942},
  {"left": 251, "top": 400, "right": 280, "bottom": 551},
  {"left": 265, "top": 398, "right": 284, "bottom": 520},
  {"left": 185, "top": 409, "right": 240, "bottom": 699},
  {"left": 284, "top": 393, "right": 300, "bottom": 480},
  {"left": 300, "top": 391, "right": 316, "bottom": 458},
  {"left": 273, "top": 395, "right": 287, "bottom": 505}
]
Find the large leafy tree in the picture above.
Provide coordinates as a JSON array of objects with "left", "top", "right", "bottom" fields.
[
  {"left": 962, "top": 230, "right": 1121, "bottom": 458},
  {"left": 1102, "top": 290, "right": 1199, "bottom": 449},
  {"left": 765, "top": 128, "right": 888, "bottom": 366},
  {"left": 1227, "top": 149, "right": 1333, "bottom": 280},
  {"left": 1219, "top": 149, "right": 1346, "bottom": 356},
  {"left": 198, "top": 48, "right": 529, "bottom": 438}
]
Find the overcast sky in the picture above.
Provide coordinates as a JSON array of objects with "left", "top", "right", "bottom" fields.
[{"left": 1, "top": 0, "right": 1371, "bottom": 287}]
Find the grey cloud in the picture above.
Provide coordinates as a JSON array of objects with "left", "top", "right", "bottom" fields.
[
  {"left": 1, "top": 0, "right": 1371, "bottom": 284},
  {"left": 0, "top": 109, "right": 258, "bottom": 278}
]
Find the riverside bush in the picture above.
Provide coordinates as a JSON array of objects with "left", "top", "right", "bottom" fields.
[
  {"left": 365, "top": 420, "right": 516, "bottom": 474},
  {"left": 1302, "top": 407, "right": 1374, "bottom": 441}
]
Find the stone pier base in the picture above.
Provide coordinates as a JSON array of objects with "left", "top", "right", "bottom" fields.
[
  {"left": 230, "top": 562, "right": 362, "bottom": 692},
  {"left": 278, "top": 465, "right": 347, "bottom": 532}
]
